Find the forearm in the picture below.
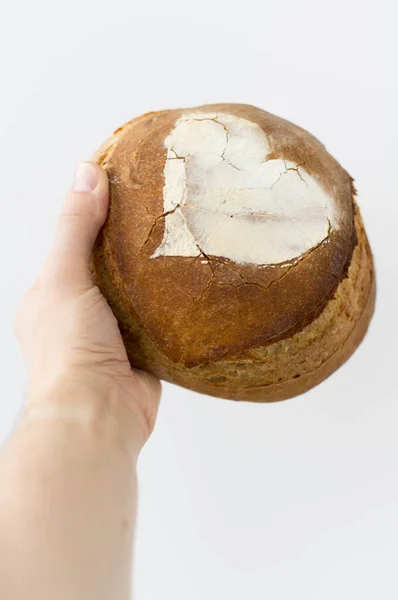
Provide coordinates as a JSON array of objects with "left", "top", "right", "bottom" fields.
[{"left": 0, "top": 384, "right": 139, "bottom": 600}]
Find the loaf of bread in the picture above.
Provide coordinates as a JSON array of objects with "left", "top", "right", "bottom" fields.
[{"left": 92, "top": 104, "right": 375, "bottom": 402}]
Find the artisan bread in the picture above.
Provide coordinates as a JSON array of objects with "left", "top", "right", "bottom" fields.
[{"left": 92, "top": 104, "right": 375, "bottom": 402}]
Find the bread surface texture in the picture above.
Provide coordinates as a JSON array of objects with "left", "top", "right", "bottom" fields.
[{"left": 92, "top": 104, "right": 375, "bottom": 402}]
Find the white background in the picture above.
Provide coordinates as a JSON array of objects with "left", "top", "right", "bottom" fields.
[{"left": 0, "top": 1, "right": 397, "bottom": 598}]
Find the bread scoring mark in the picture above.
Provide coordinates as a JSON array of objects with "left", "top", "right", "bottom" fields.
[{"left": 151, "top": 113, "right": 339, "bottom": 265}]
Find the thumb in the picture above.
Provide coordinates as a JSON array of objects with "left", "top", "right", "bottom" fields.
[{"left": 42, "top": 162, "right": 109, "bottom": 290}]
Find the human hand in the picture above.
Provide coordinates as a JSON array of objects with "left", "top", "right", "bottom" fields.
[{"left": 14, "top": 162, "right": 161, "bottom": 451}]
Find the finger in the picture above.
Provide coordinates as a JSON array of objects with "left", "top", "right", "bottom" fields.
[
  {"left": 42, "top": 162, "right": 109, "bottom": 289},
  {"left": 133, "top": 368, "right": 162, "bottom": 436},
  {"left": 134, "top": 368, "right": 162, "bottom": 401}
]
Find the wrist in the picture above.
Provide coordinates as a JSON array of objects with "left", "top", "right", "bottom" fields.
[{"left": 24, "top": 372, "right": 147, "bottom": 458}]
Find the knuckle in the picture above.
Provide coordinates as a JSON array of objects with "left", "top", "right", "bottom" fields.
[
  {"left": 62, "top": 191, "right": 96, "bottom": 221},
  {"left": 58, "top": 211, "right": 82, "bottom": 225}
]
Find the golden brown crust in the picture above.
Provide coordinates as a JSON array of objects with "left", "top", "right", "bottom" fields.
[{"left": 92, "top": 104, "right": 375, "bottom": 402}]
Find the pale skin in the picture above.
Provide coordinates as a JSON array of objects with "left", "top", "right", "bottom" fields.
[{"left": 0, "top": 162, "right": 161, "bottom": 600}]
